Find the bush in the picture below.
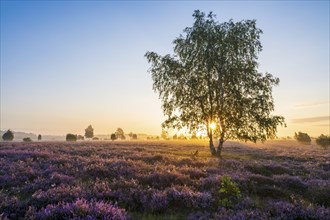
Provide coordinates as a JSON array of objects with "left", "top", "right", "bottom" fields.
[
  {"left": 294, "top": 132, "right": 311, "bottom": 144},
  {"left": 66, "top": 134, "right": 77, "bottom": 141},
  {"left": 111, "top": 133, "right": 117, "bottom": 141},
  {"left": 218, "top": 176, "right": 241, "bottom": 207},
  {"left": 23, "top": 137, "right": 32, "bottom": 142},
  {"left": 316, "top": 134, "right": 330, "bottom": 148},
  {"left": 38, "top": 134, "right": 42, "bottom": 141},
  {"left": 92, "top": 137, "right": 99, "bottom": 140},
  {"left": 2, "top": 130, "right": 14, "bottom": 141}
]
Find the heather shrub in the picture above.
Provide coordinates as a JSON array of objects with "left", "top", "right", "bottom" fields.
[
  {"left": 31, "top": 198, "right": 128, "bottom": 220},
  {"left": 316, "top": 134, "right": 330, "bottom": 148},
  {"left": 294, "top": 132, "right": 311, "bottom": 144}
]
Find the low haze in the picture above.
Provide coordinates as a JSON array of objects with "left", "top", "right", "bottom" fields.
[{"left": 1, "top": 1, "right": 329, "bottom": 137}]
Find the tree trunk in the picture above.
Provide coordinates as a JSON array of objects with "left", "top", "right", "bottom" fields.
[
  {"left": 209, "top": 133, "right": 216, "bottom": 155},
  {"left": 216, "top": 137, "right": 224, "bottom": 157}
]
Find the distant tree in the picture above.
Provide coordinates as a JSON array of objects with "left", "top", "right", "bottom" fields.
[
  {"left": 66, "top": 133, "right": 77, "bottom": 141},
  {"left": 128, "top": 132, "right": 133, "bottom": 139},
  {"left": 2, "top": 130, "right": 14, "bottom": 141},
  {"left": 85, "top": 125, "right": 94, "bottom": 139},
  {"left": 146, "top": 10, "right": 285, "bottom": 157},
  {"left": 132, "top": 134, "right": 138, "bottom": 140},
  {"left": 161, "top": 130, "right": 168, "bottom": 140},
  {"left": 294, "top": 132, "right": 311, "bottom": 144},
  {"left": 173, "top": 134, "right": 178, "bottom": 140},
  {"left": 111, "top": 133, "right": 117, "bottom": 141},
  {"left": 38, "top": 134, "right": 42, "bottom": 141},
  {"left": 77, "top": 135, "right": 84, "bottom": 140},
  {"left": 316, "top": 134, "right": 330, "bottom": 148},
  {"left": 116, "top": 128, "right": 125, "bottom": 140},
  {"left": 23, "top": 137, "right": 32, "bottom": 142},
  {"left": 191, "top": 132, "right": 198, "bottom": 140}
]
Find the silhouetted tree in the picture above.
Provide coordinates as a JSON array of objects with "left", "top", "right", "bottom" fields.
[
  {"left": 115, "top": 128, "right": 125, "bottom": 140},
  {"left": 111, "top": 133, "right": 117, "bottom": 141},
  {"left": 294, "top": 132, "right": 311, "bottom": 144},
  {"left": 2, "top": 130, "right": 14, "bottom": 141},
  {"left": 66, "top": 133, "right": 77, "bottom": 141},
  {"left": 146, "top": 10, "right": 285, "bottom": 157},
  {"left": 85, "top": 125, "right": 94, "bottom": 139},
  {"left": 316, "top": 134, "right": 329, "bottom": 148},
  {"left": 132, "top": 134, "right": 138, "bottom": 140},
  {"left": 38, "top": 134, "right": 42, "bottom": 141},
  {"left": 173, "top": 134, "right": 178, "bottom": 140}
]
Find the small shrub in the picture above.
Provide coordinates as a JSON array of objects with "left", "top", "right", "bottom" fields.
[
  {"left": 92, "top": 137, "right": 99, "bottom": 140},
  {"left": 218, "top": 176, "right": 241, "bottom": 207},
  {"left": 23, "top": 137, "right": 32, "bottom": 142},
  {"left": 316, "top": 134, "right": 330, "bottom": 148},
  {"left": 294, "top": 132, "right": 311, "bottom": 144},
  {"left": 66, "top": 133, "right": 77, "bottom": 141},
  {"left": 111, "top": 133, "right": 117, "bottom": 141},
  {"left": 38, "top": 134, "right": 42, "bottom": 140},
  {"left": 2, "top": 130, "right": 14, "bottom": 141}
]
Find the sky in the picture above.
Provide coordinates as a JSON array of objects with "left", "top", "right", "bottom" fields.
[{"left": 1, "top": 1, "right": 329, "bottom": 137}]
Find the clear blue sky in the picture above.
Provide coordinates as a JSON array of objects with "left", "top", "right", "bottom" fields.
[{"left": 1, "top": 1, "right": 329, "bottom": 137}]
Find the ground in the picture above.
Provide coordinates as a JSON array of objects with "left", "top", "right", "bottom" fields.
[{"left": 0, "top": 140, "right": 329, "bottom": 219}]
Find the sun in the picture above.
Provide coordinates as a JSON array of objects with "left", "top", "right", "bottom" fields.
[{"left": 210, "top": 122, "right": 216, "bottom": 130}]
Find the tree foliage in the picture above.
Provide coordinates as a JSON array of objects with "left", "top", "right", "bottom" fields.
[
  {"left": 145, "top": 10, "right": 285, "bottom": 156},
  {"left": 85, "top": 125, "right": 94, "bottom": 139},
  {"left": 316, "top": 134, "right": 329, "bottom": 148},
  {"left": 66, "top": 134, "right": 77, "bottom": 141},
  {"left": 38, "top": 134, "right": 42, "bottom": 141},
  {"left": 294, "top": 132, "right": 311, "bottom": 144},
  {"left": 2, "top": 130, "right": 14, "bottom": 141},
  {"left": 111, "top": 133, "right": 117, "bottom": 141},
  {"left": 115, "top": 128, "right": 125, "bottom": 140}
]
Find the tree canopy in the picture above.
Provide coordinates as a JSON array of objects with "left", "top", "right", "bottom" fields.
[
  {"left": 145, "top": 10, "right": 285, "bottom": 156},
  {"left": 85, "top": 125, "right": 94, "bottom": 139},
  {"left": 2, "top": 130, "right": 14, "bottom": 141},
  {"left": 115, "top": 128, "right": 125, "bottom": 140}
]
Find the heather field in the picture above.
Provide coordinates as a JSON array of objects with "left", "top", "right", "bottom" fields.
[{"left": 0, "top": 140, "right": 329, "bottom": 219}]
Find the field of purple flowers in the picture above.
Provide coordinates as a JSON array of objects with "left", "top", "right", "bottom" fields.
[{"left": 0, "top": 140, "right": 329, "bottom": 219}]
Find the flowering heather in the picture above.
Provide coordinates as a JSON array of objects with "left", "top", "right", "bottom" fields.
[{"left": 0, "top": 140, "right": 329, "bottom": 219}]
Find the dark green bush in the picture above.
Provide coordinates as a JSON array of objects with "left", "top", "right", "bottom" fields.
[
  {"left": 111, "top": 133, "right": 117, "bottom": 141},
  {"left": 316, "top": 134, "right": 330, "bottom": 148},
  {"left": 66, "top": 133, "right": 77, "bottom": 141},
  {"left": 294, "top": 132, "right": 311, "bottom": 144},
  {"left": 2, "top": 130, "right": 14, "bottom": 141},
  {"left": 23, "top": 137, "right": 32, "bottom": 142}
]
